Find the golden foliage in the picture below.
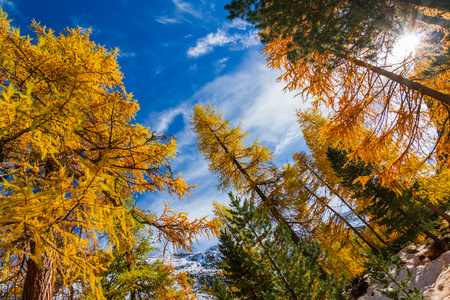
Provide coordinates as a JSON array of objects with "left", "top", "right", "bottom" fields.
[
  {"left": 0, "top": 11, "right": 215, "bottom": 297},
  {"left": 262, "top": 22, "right": 450, "bottom": 193},
  {"left": 191, "top": 104, "right": 278, "bottom": 200}
]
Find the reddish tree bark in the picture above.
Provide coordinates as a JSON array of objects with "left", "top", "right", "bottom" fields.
[{"left": 22, "top": 242, "right": 55, "bottom": 300}]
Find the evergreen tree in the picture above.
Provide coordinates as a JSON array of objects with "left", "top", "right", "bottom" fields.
[
  {"left": 225, "top": 0, "right": 448, "bottom": 65},
  {"left": 212, "top": 194, "right": 344, "bottom": 300},
  {"left": 211, "top": 280, "right": 236, "bottom": 300}
]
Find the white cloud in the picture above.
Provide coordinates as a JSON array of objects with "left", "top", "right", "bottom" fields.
[
  {"left": 172, "top": 0, "right": 202, "bottom": 19},
  {"left": 216, "top": 57, "right": 229, "bottom": 64},
  {"left": 155, "top": 16, "right": 181, "bottom": 24},
  {"left": 226, "top": 18, "right": 250, "bottom": 30},
  {"left": 187, "top": 29, "right": 233, "bottom": 57},
  {"left": 116, "top": 51, "right": 136, "bottom": 58},
  {"left": 215, "top": 57, "right": 229, "bottom": 72},
  {"left": 0, "top": 0, "right": 17, "bottom": 12},
  {"left": 274, "top": 125, "right": 303, "bottom": 155},
  {"left": 147, "top": 106, "right": 190, "bottom": 134},
  {"left": 155, "top": 65, "right": 164, "bottom": 74},
  {"left": 190, "top": 53, "right": 309, "bottom": 155},
  {"left": 70, "top": 15, "right": 100, "bottom": 35},
  {"left": 187, "top": 29, "right": 260, "bottom": 58},
  {"left": 237, "top": 30, "right": 261, "bottom": 49},
  {"left": 155, "top": 0, "right": 202, "bottom": 25}
]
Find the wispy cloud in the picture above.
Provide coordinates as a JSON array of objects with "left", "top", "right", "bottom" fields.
[
  {"left": 156, "top": 0, "right": 202, "bottom": 24},
  {"left": 215, "top": 57, "right": 229, "bottom": 72},
  {"left": 172, "top": 0, "right": 202, "bottom": 19},
  {"left": 70, "top": 15, "right": 100, "bottom": 35},
  {"left": 225, "top": 18, "right": 250, "bottom": 30},
  {"left": 187, "top": 29, "right": 234, "bottom": 57},
  {"left": 1, "top": 0, "right": 22, "bottom": 17},
  {"left": 155, "top": 16, "right": 181, "bottom": 24},
  {"left": 187, "top": 29, "right": 260, "bottom": 58},
  {"left": 147, "top": 106, "right": 190, "bottom": 134},
  {"left": 0, "top": 0, "right": 17, "bottom": 10},
  {"left": 155, "top": 65, "right": 164, "bottom": 74},
  {"left": 216, "top": 57, "right": 229, "bottom": 64},
  {"left": 116, "top": 51, "right": 136, "bottom": 58},
  {"left": 186, "top": 18, "right": 258, "bottom": 58},
  {"left": 190, "top": 53, "right": 308, "bottom": 153}
]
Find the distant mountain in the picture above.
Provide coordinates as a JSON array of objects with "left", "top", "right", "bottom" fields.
[
  {"left": 151, "top": 246, "right": 222, "bottom": 299},
  {"left": 341, "top": 210, "right": 367, "bottom": 229}
]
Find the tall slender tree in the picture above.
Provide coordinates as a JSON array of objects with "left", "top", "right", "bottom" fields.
[
  {"left": 190, "top": 104, "right": 333, "bottom": 279},
  {"left": 191, "top": 104, "right": 375, "bottom": 280},
  {"left": 326, "top": 147, "right": 446, "bottom": 249}
]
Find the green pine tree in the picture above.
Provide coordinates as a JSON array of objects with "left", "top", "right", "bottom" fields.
[
  {"left": 225, "top": 0, "right": 449, "bottom": 65},
  {"left": 212, "top": 193, "right": 345, "bottom": 300}
]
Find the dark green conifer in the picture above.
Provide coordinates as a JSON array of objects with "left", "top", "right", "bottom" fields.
[{"left": 212, "top": 193, "right": 345, "bottom": 300}]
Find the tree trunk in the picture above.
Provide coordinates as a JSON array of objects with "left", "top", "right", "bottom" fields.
[
  {"left": 418, "top": 196, "right": 450, "bottom": 225},
  {"left": 298, "top": 180, "right": 380, "bottom": 254},
  {"left": 350, "top": 56, "right": 450, "bottom": 108},
  {"left": 415, "top": 11, "right": 450, "bottom": 28},
  {"left": 249, "top": 224, "right": 299, "bottom": 300},
  {"left": 298, "top": 159, "right": 390, "bottom": 247},
  {"left": 396, "top": 206, "right": 446, "bottom": 249},
  {"left": 22, "top": 242, "right": 55, "bottom": 300},
  {"left": 395, "top": 0, "right": 450, "bottom": 14}
]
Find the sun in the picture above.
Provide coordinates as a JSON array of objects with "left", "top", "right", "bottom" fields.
[{"left": 391, "top": 33, "right": 421, "bottom": 61}]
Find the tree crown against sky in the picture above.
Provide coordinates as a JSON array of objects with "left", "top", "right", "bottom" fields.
[
  {"left": 226, "top": 0, "right": 450, "bottom": 63},
  {"left": 0, "top": 10, "right": 215, "bottom": 299},
  {"left": 225, "top": 0, "right": 450, "bottom": 192}
]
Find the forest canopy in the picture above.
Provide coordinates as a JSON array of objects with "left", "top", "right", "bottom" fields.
[{"left": 1, "top": 0, "right": 450, "bottom": 299}]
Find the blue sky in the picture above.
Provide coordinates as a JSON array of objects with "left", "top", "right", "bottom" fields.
[{"left": 2, "top": 0, "right": 310, "bottom": 251}]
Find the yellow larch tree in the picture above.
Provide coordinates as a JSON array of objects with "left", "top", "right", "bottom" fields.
[
  {"left": 190, "top": 104, "right": 297, "bottom": 242},
  {"left": 0, "top": 11, "right": 216, "bottom": 299},
  {"left": 297, "top": 108, "right": 392, "bottom": 247},
  {"left": 263, "top": 34, "right": 450, "bottom": 193},
  {"left": 191, "top": 104, "right": 373, "bottom": 280},
  {"left": 297, "top": 108, "right": 447, "bottom": 248}
]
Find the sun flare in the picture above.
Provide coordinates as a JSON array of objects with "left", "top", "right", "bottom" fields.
[{"left": 391, "top": 33, "right": 421, "bottom": 60}]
